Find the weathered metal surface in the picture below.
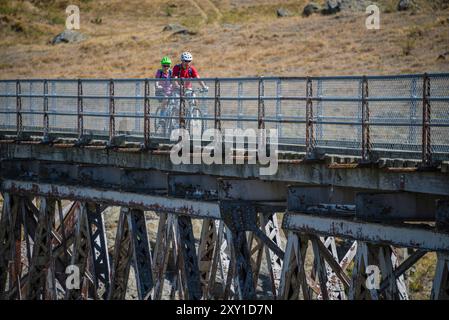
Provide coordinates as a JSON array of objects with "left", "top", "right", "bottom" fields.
[
  {"left": 218, "top": 179, "right": 287, "bottom": 201},
  {"left": 151, "top": 212, "right": 173, "bottom": 300},
  {"left": 260, "top": 212, "right": 283, "bottom": 298},
  {"left": 287, "top": 185, "right": 365, "bottom": 211},
  {"left": 175, "top": 215, "right": 202, "bottom": 300},
  {"left": 355, "top": 192, "right": 446, "bottom": 221},
  {"left": 431, "top": 252, "right": 449, "bottom": 300},
  {"left": 108, "top": 208, "right": 132, "bottom": 300},
  {"left": 349, "top": 241, "right": 379, "bottom": 300},
  {"left": 128, "top": 208, "right": 153, "bottom": 300},
  {"left": 0, "top": 193, "right": 15, "bottom": 297},
  {"left": 283, "top": 212, "right": 449, "bottom": 252},
  {"left": 436, "top": 200, "right": 449, "bottom": 232},
  {"left": 26, "top": 197, "right": 56, "bottom": 300},
  {"left": 278, "top": 232, "right": 310, "bottom": 300},
  {"left": 65, "top": 202, "right": 90, "bottom": 300},
  {"left": 3, "top": 143, "right": 449, "bottom": 196},
  {"left": 349, "top": 242, "right": 408, "bottom": 300},
  {"left": 0, "top": 160, "right": 169, "bottom": 193},
  {"left": 168, "top": 174, "right": 218, "bottom": 200},
  {"left": 86, "top": 204, "right": 111, "bottom": 299},
  {"left": 219, "top": 201, "right": 256, "bottom": 299},
  {"left": 319, "top": 236, "right": 347, "bottom": 300},
  {"left": 198, "top": 218, "right": 218, "bottom": 297},
  {"left": 1, "top": 180, "right": 221, "bottom": 219},
  {"left": 305, "top": 77, "right": 315, "bottom": 158}
]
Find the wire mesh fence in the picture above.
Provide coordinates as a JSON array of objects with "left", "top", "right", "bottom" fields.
[{"left": 0, "top": 74, "right": 448, "bottom": 162}]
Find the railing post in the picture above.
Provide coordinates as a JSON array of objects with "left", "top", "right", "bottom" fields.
[
  {"left": 16, "top": 80, "right": 22, "bottom": 139},
  {"left": 408, "top": 78, "right": 418, "bottom": 145},
  {"left": 316, "top": 79, "right": 323, "bottom": 141},
  {"left": 276, "top": 79, "right": 282, "bottom": 137},
  {"left": 214, "top": 78, "right": 221, "bottom": 131},
  {"left": 305, "top": 77, "right": 315, "bottom": 157},
  {"left": 77, "top": 79, "right": 83, "bottom": 140},
  {"left": 109, "top": 79, "right": 115, "bottom": 145},
  {"left": 144, "top": 79, "right": 151, "bottom": 149},
  {"left": 237, "top": 81, "right": 243, "bottom": 129},
  {"left": 51, "top": 82, "right": 56, "bottom": 127},
  {"left": 422, "top": 73, "right": 432, "bottom": 167},
  {"left": 258, "top": 77, "right": 265, "bottom": 130},
  {"left": 361, "top": 76, "right": 371, "bottom": 162},
  {"left": 179, "top": 78, "right": 186, "bottom": 130},
  {"left": 30, "top": 82, "right": 34, "bottom": 127},
  {"left": 43, "top": 79, "right": 49, "bottom": 142},
  {"left": 134, "top": 81, "right": 141, "bottom": 132}
]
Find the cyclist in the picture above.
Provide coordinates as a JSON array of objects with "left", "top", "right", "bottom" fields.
[
  {"left": 155, "top": 56, "right": 174, "bottom": 114},
  {"left": 172, "top": 52, "right": 207, "bottom": 133},
  {"left": 172, "top": 52, "right": 208, "bottom": 92},
  {"left": 155, "top": 57, "right": 173, "bottom": 129}
]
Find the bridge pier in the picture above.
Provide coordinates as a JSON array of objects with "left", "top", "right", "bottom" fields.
[
  {"left": 282, "top": 184, "right": 449, "bottom": 300},
  {"left": 1, "top": 160, "right": 449, "bottom": 300}
]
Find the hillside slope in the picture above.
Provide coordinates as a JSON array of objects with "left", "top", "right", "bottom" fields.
[{"left": 0, "top": 0, "right": 448, "bottom": 78}]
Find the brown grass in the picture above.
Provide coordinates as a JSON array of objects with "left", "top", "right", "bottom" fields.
[{"left": 0, "top": 0, "right": 447, "bottom": 79}]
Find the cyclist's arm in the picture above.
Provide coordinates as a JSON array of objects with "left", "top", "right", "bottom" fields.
[
  {"left": 154, "top": 71, "right": 162, "bottom": 89},
  {"left": 194, "top": 75, "right": 208, "bottom": 90}
]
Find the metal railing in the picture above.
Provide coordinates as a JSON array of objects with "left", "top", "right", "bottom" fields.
[{"left": 0, "top": 73, "right": 448, "bottom": 163}]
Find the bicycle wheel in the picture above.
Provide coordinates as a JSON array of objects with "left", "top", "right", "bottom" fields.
[
  {"left": 153, "top": 106, "right": 166, "bottom": 137},
  {"left": 167, "top": 106, "right": 180, "bottom": 138},
  {"left": 187, "top": 106, "right": 204, "bottom": 136}
]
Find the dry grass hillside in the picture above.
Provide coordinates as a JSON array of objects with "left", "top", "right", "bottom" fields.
[{"left": 0, "top": 0, "right": 448, "bottom": 78}]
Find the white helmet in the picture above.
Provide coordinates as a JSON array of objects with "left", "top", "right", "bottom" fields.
[{"left": 181, "top": 51, "right": 193, "bottom": 62}]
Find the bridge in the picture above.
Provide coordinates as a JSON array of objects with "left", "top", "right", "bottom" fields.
[{"left": 0, "top": 73, "right": 448, "bottom": 300}]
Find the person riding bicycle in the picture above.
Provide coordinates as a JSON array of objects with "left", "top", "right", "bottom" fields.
[
  {"left": 172, "top": 52, "right": 208, "bottom": 92},
  {"left": 172, "top": 52, "right": 207, "bottom": 133},
  {"left": 155, "top": 56, "right": 174, "bottom": 117}
]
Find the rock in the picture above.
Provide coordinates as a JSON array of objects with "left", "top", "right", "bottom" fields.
[
  {"left": 276, "top": 8, "right": 291, "bottom": 17},
  {"left": 303, "top": 2, "right": 321, "bottom": 16},
  {"left": 22, "top": 1, "right": 39, "bottom": 14},
  {"left": 321, "top": 0, "right": 341, "bottom": 15},
  {"left": 52, "top": 30, "right": 87, "bottom": 45},
  {"left": 339, "top": 0, "right": 373, "bottom": 12},
  {"left": 222, "top": 23, "right": 241, "bottom": 30},
  {"left": 162, "top": 23, "right": 196, "bottom": 35},
  {"left": 397, "top": 0, "right": 413, "bottom": 11}
]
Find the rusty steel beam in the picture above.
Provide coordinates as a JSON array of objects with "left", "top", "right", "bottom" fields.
[
  {"left": 3, "top": 143, "right": 449, "bottom": 196},
  {"left": 421, "top": 73, "right": 432, "bottom": 167},
  {"left": 26, "top": 197, "right": 56, "bottom": 300},
  {"left": 168, "top": 174, "right": 218, "bottom": 200},
  {"left": 355, "top": 192, "right": 446, "bottom": 221},
  {"left": 431, "top": 252, "right": 449, "bottom": 299},
  {"left": 214, "top": 79, "right": 221, "bottom": 131},
  {"left": 287, "top": 185, "right": 368, "bottom": 211},
  {"left": 128, "top": 208, "right": 154, "bottom": 300},
  {"left": 361, "top": 76, "right": 371, "bottom": 162},
  {"left": 218, "top": 178, "right": 287, "bottom": 202},
  {"left": 108, "top": 208, "right": 132, "bottom": 300},
  {"left": 219, "top": 201, "right": 256, "bottom": 299},
  {"left": 0, "top": 161, "right": 169, "bottom": 193},
  {"left": 1, "top": 179, "right": 221, "bottom": 219},
  {"left": 86, "top": 203, "right": 111, "bottom": 299},
  {"left": 143, "top": 79, "right": 151, "bottom": 149},
  {"left": 305, "top": 77, "right": 315, "bottom": 158},
  {"left": 283, "top": 212, "right": 449, "bottom": 252}
]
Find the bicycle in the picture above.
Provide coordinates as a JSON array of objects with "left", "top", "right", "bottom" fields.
[
  {"left": 154, "top": 93, "right": 178, "bottom": 137},
  {"left": 184, "top": 87, "right": 207, "bottom": 135},
  {"left": 154, "top": 87, "right": 207, "bottom": 137}
]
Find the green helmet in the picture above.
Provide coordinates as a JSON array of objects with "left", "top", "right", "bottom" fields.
[{"left": 160, "top": 56, "right": 171, "bottom": 66}]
